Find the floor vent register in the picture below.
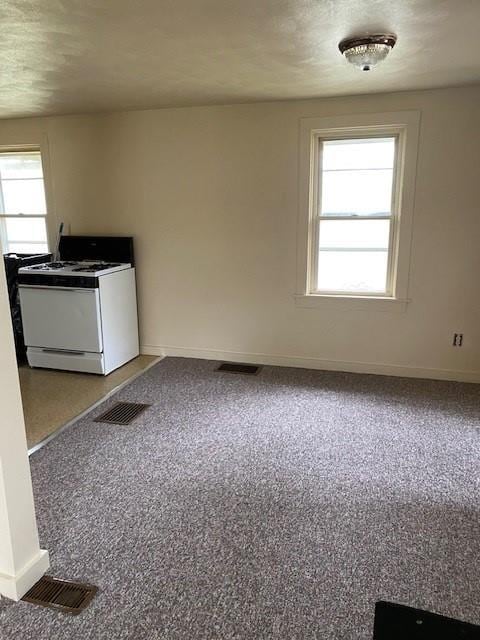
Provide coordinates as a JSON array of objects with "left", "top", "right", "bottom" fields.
[
  {"left": 94, "top": 401, "right": 151, "bottom": 425},
  {"left": 216, "top": 362, "right": 261, "bottom": 375},
  {"left": 22, "top": 576, "right": 98, "bottom": 615}
]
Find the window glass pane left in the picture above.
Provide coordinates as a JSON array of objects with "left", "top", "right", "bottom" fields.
[
  {"left": 5, "top": 217, "right": 47, "bottom": 244},
  {"left": 2, "top": 178, "right": 46, "bottom": 214},
  {"left": 0, "top": 153, "right": 43, "bottom": 179}
]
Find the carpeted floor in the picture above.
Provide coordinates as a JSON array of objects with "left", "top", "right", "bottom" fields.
[{"left": 1, "top": 357, "right": 479, "bottom": 639}]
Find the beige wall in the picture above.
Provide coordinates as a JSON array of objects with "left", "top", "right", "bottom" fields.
[{"left": 1, "top": 85, "right": 479, "bottom": 381}]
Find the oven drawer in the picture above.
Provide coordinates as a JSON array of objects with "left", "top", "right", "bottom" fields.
[
  {"left": 26, "top": 347, "right": 105, "bottom": 374},
  {"left": 19, "top": 286, "right": 103, "bottom": 353}
]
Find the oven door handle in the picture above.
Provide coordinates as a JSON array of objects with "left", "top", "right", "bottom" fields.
[{"left": 18, "top": 285, "right": 95, "bottom": 292}]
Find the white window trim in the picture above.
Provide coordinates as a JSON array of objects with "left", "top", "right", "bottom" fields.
[
  {"left": 296, "top": 111, "right": 421, "bottom": 313},
  {"left": 0, "top": 139, "right": 56, "bottom": 255}
]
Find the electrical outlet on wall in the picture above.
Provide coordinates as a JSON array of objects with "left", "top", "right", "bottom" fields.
[{"left": 452, "top": 333, "right": 464, "bottom": 347}]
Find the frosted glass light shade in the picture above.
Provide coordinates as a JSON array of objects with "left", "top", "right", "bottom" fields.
[{"left": 339, "top": 35, "right": 397, "bottom": 71}]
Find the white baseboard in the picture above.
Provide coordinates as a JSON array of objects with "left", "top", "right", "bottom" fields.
[
  {"left": 140, "top": 344, "right": 480, "bottom": 384},
  {"left": 0, "top": 549, "right": 49, "bottom": 601}
]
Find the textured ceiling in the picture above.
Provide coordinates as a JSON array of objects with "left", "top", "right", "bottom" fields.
[{"left": 1, "top": 0, "right": 479, "bottom": 118}]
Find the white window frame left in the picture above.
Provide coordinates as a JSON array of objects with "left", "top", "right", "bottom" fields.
[
  {"left": 0, "top": 141, "right": 55, "bottom": 255},
  {"left": 296, "top": 111, "right": 421, "bottom": 313}
]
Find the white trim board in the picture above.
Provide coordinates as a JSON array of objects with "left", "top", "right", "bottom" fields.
[
  {"left": 140, "top": 344, "right": 480, "bottom": 384},
  {"left": 0, "top": 549, "right": 49, "bottom": 601}
]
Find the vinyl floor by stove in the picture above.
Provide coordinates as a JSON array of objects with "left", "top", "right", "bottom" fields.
[{"left": 19, "top": 354, "right": 157, "bottom": 448}]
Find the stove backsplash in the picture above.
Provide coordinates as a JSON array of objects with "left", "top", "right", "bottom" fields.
[{"left": 59, "top": 236, "right": 134, "bottom": 265}]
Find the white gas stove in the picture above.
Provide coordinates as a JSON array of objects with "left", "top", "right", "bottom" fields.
[{"left": 18, "top": 236, "right": 139, "bottom": 375}]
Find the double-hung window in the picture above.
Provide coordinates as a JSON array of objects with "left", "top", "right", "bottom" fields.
[
  {"left": 297, "top": 112, "right": 420, "bottom": 311},
  {"left": 316, "top": 136, "right": 397, "bottom": 295},
  {"left": 0, "top": 150, "right": 49, "bottom": 255}
]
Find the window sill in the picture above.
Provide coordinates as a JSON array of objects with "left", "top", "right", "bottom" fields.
[{"left": 294, "top": 294, "right": 409, "bottom": 313}]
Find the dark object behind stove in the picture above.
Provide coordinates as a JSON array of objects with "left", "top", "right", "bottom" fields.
[{"left": 3, "top": 252, "right": 52, "bottom": 362}]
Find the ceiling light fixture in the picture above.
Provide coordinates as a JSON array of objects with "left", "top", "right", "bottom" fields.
[{"left": 338, "top": 34, "right": 397, "bottom": 71}]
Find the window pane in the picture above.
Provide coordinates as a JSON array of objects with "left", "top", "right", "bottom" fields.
[
  {"left": 0, "top": 153, "right": 43, "bottom": 179},
  {"left": 7, "top": 242, "right": 49, "bottom": 254},
  {"left": 317, "top": 250, "right": 388, "bottom": 293},
  {"left": 322, "top": 137, "right": 395, "bottom": 170},
  {"left": 321, "top": 169, "right": 393, "bottom": 217},
  {"left": 5, "top": 217, "right": 47, "bottom": 243},
  {"left": 2, "top": 178, "right": 47, "bottom": 214},
  {"left": 319, "top": 219, "right": 390, "bottom": 250}
]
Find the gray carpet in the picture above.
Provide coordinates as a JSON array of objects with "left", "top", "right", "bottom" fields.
[{"left": 1, "top": 357, "right": 479, "bottom": 639}]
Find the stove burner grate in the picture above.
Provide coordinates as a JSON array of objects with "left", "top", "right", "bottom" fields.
[
  {"left": 72, "top": 263, "right": 121, "bottom": 272},
  {"left": 30, "top": 261, "right": 78, "bottom": 270}
]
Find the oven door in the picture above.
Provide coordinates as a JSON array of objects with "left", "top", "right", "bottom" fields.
[{"left": 19, "top": 285, "right": 103, "bottom": 353}]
